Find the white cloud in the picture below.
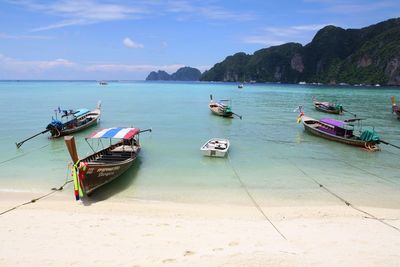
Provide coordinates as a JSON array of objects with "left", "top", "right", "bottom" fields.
[
  {"left": 300, "top": 0, "right": 397, "bottom": 14},
  {"left": 123, "top": 37, "right": 144, "bottom": 49},
  {"left": 161, "top": 41, "right": 168, "bottom": 48},
  {"left": 243, "top": 23, "right": 332, "bottom": 46},
  {"left": 242, "top": 36, "right": 286, "bottom": 46},
  {"left": 0, "top": 32, "right": 53, "bottom": 40},
  {"left": 166, "top": 1, "right": 255, "bottom": 21},
  {"left": 12, "top": 0, "right": 148, "bottom": 32},
  {"left": 0, "top": 54, "right": 75, "bottom": 73},
  {"left": 9, "top": 0, "right": 255, "bottom": 32},
  {"left": 86, "top": 63, "right": 185, "bottom": 73}
]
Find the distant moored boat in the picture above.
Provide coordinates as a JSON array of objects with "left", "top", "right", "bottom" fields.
[
  {"left": 312, "top": 97, "right": 344, "bottom": 115},
  {"left": 391, "top": 96, "right": 400, "bottom": 119},
  {"left": 297, "top": 110, "right": 380, "bottom": 151},
  {"left": 16, "top": 102, "right": 101, "bottom": 148},
  {"left": 208, "top": 95, "right": 242, "bottom": 119}
]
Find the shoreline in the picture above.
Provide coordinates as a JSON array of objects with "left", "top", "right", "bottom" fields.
[{"left": 1, "top": 191, "right": 399, "bottom": 266}]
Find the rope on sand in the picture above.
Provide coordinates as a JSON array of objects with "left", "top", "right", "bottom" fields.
[
  {"left": 288, "top": 159, "right": 400, "bottom": 233},
  {"left": 227, "top": 154, "right": 287, "bottom": 240},
  {"left": 0, "top": 144, "right": 50, "bottom": 166},
  {"left": 0, "top": 165, "right": 72, "bottom": 217}
]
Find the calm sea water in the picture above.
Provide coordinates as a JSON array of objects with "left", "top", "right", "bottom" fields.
[{"left": 0, "top": 81, "right": 399, "bottom": 207}]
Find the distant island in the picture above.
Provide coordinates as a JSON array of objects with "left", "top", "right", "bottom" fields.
[
  {"left": 201, "top": 18, "right": 400, "bottom": 86},
  {"left": 146, "top": 66, "right": 201, "bottom": 81}
]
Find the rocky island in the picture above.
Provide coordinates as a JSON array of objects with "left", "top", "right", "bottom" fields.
[
  {"left": 146, "top": 67, "right": 202, "bottom": 81},
  {"left": 201, "top": 18, "right": 400, "bottom": 86}
]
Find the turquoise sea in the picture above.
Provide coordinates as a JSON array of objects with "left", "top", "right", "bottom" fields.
[{"left": 0, "top": 81, "right": 399, "bottom": 207}]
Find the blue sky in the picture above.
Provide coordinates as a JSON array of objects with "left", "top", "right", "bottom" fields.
[{"left": 0, "top": 0, "right": 398, "bottom": 80}]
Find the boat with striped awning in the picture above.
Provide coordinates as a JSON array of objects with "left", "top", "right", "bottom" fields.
[{"left": 64, "top": 127, "right": 151, "bottom": 199}]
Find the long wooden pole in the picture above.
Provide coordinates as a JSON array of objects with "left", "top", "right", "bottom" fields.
[
  {"left": 64, "top": 136, "right": 79, "bottom": 163},
  {"left": 64, "top": 136, "right": 82, "bottom": 200}
]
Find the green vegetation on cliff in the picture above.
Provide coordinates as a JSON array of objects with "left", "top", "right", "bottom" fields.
[
  {"left": 201, "top": 18, "right": 400, "bottom": 85},
  {"left": 146, "top": 67, "right": 201, "bottom": 81}
]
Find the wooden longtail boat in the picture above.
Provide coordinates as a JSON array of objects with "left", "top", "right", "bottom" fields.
[
  {"left": 209, "top": 95, "right": 242, "bottom": 119},
  {"left": 297, "top": 112, "right": 380, "bottom": 151},
  {"left": 46, "top": 102, "right": 101, "bottom": 138},
  {"left": 312, "top": 97, "right": 344, "bottom": 115},
  {"left": 391, "top": 96, "right": 400, "bottom": 119},
  {"left": 16, "top": 102, "right": 101, "bottom": 148},
  {"left": 64, "top": 127, "right": 151, "bottom": 200}
]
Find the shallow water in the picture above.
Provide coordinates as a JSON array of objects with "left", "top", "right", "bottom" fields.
[{"left": 0, "top": 81, "right": 399, "bottom": 207}]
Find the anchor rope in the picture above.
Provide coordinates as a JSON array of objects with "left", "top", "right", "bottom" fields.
[
  {"left": 227, "top": 154, "right": 287, "bottom": 240},
  {"left": 288, "top": 158, "right": 400, "bottom": 233},
  {"left": 0, "top": 144, "right": 50, "bottom": 166},
  {"left": 290, "top": 154, "right": 397, "bottom": 186},
  {"left": 0, "top": 165, "right": 72, "bottom": 217},
  {"left": 340, "top": 160, "right": 397, "bottom": 185}
]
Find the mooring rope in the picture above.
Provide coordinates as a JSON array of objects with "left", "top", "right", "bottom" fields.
[
  {"left": 0, "top": 143, "right": 50, "bottom": 166},
  {"left": 0, "top": 165, "right": 72, "bottom": 217},
  {"left": 288, "top": 158, "right": 400, "bottom": 233},
  {"left": 290, "top": 154, "right": 397, "bottom": 186},
  {"left": 340, "top": 160, "right": 397, "bottom": 185},
  {"left": 227, "top": 154, "right": 287, "bottom": 240}
]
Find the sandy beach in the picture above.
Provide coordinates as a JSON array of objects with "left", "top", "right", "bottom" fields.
[{"left": 1, "top": 189, "right": 399, "bottom": 267}]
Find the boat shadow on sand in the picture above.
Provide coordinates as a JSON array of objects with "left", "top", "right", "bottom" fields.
[{"left": 80, "top": 158, "right": 142, "bottom": 205}]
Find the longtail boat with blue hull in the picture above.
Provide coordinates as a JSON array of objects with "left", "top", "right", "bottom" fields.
[
  {"left": 64, "top": 127, "right": 152, "bottom": 200},
  {"left": 16, "top": 102, "right": 101, "bottom": 148}
]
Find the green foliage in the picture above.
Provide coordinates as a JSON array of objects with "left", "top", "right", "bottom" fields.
[
  {"left": 200, "top": 18, "right": 400, "bottom": 85},
  {"left": 146, "top": 67, "right": 202, "bottom": 81}
]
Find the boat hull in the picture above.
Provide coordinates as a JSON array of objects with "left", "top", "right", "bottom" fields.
[
  {"left": 82, "top": 158, "right": 135, "bottom": 195},
  {"left": 49, "top": 109, "right": 101, "bottom": 138},
  {"left": 209, "top": 105, "right": 233, "bottom": 118},
  {"left": 201, "top": 138, "right": 230, "bottom": 157},
  {"left": 314, "top": 103, "right": 342, "bottom": 114},
  {"left": 301, "top": 116, "right": 378, "bottom": 150}
]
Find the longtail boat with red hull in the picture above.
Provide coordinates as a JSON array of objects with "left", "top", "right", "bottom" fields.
[
  {"left": 64, "top": 127, "right": 151, "bottom": 200},
  {"left": 16, "top": 101, "right": 101, "bottom": 148}
]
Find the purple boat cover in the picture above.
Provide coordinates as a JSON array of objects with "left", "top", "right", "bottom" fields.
[{"left": 320, "top": 118, "right": 345, "bottom": 127}]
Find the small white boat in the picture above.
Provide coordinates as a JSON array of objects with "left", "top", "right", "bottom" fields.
[{"left": 200, "top": 138, "right": 230, "bottom": 157}]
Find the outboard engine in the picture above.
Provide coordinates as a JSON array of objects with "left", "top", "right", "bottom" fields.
[{"left": 46, "top": 120, "right": 63, "bottom": 137}]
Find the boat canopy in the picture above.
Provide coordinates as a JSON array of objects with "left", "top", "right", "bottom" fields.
[
  {"left": 217, "top": 100, "right": 230, "bottom": 106},
  {"left": 320, "top": 118, "right": 345, "bottom": 127},
  {"left": 87, "top": 127, "right": 140, "bottom": 140},
  {"left": 74, "top": 108, "right": 90, "bottom": 117}
]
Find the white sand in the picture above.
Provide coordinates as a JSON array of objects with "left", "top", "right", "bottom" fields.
[{"left": 0, "top": 191, "right": 399, "bottom": 267}]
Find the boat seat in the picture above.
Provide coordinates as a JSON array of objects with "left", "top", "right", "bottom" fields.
[
  {"left": 111, "top": 145, "right": 138, "bottom": 153},
  {"left": 100, "top": 155, "right": 131, "bottom": 160}
]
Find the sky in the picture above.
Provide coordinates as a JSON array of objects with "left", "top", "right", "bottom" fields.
[{"left": 0, "top": 0, "right": 398, "bottom": 80}]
